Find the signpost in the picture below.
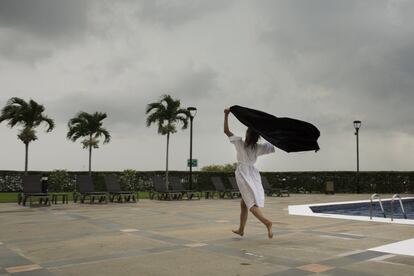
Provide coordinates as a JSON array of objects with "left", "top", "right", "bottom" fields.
[{"left": 187, "top": 159, "right": 198, "bottom": 168}]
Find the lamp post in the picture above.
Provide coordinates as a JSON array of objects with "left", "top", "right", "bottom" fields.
[
  {"left": 353, "top": 120, "right": 361, "bottom": 193},
  {"left": 187, "top": 107, "right": 197, "bottom": 190}
]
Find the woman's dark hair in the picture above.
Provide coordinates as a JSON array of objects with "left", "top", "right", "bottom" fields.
[{"left": 245, "top": 128, "right": 260, "bottom": 148}]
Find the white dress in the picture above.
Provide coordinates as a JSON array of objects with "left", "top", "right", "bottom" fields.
[{"left": 229, "top": 135, "right": 275, "bottom": 210}]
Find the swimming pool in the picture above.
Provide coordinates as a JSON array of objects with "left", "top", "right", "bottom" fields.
[
  {"left": 288, "top": 197, "right": 414, "bottom": 225},
  {"left": 311, "top": 198, "right": 414, "bottom": 219}
]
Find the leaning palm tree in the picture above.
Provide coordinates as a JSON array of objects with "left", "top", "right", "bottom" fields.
[
  {"left": 67, "top": 112, "right": 111, "bottom": 176},
  {"left": 0, "top": 97, "right": 55, "bottom": 175},
  {"left": 146, "top": 94, "right": 190, "bottom": 188}
]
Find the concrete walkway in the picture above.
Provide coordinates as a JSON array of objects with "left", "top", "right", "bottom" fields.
[{"left": 0, "top": 194, "right": 413, "bottom": 275}]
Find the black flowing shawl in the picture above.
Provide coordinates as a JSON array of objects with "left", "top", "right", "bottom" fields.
[{"left": 230, "top": 105, "right": 320, "bottom": 153}]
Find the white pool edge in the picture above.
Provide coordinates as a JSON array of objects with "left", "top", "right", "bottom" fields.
[
  {"left": 369, "top": 238, "right": 414, "bottom": 257},
  {"left": 288, "top": 197, "right": 414, "bottom": 225}
]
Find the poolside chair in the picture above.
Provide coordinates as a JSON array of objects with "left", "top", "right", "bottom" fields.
[
  {"left": 202, "top": 183, "right": 218, "bottom": 199},
  {"left": 150, "top": 176, "right": 182, "bottom": 200},
  {"left": 104, "top": 175, "right": 137, "bottom": 203},
  {"left": 261, "top": 176, "right": 290, "bottom": 197},
  {"left": 74, "top": 175, "right": 108, "bottom": 203},
  {"left": 211, "top": 176, "right": 239, "bottom": 199},
  {"left": 19, "top": 175, "right": 51, "bottom": 206},
  {"left": 227, "top": 177, "right": 242, "bottom": 198},
  {"left": 169, "top": 176, "right": 201, "bottom": 200},
  {"left": 325, "top": 181, "right": 335, "bottom": 195}
]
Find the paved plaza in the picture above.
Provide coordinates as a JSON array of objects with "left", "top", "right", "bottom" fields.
[{"left": 1, "top": 194, "right": 413, "bottom": 275}]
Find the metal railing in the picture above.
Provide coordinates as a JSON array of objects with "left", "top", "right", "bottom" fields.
[
  {"left": 370, "top": 193, "right": 386, "bottom": 219},
  {"left": 391, "top": 194, "right": 407, "bottom": 221}
]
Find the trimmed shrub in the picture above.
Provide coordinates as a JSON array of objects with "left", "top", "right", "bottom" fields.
[
  {"left": 120, "top": 169, "right": 138, "bottom": 191},
  {"left": 47, "top": 170, "right": 74, "bottom": 192},
  {"left": 0, "top": 170, "right": 413, "bottom": 194},
  {"left": 0, "top": 172, "right": 22, "bottom": 192}
]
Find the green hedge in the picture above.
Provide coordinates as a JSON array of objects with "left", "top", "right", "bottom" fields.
[{"left": 1, "top": 170, "right": 413, "bottom": 194}]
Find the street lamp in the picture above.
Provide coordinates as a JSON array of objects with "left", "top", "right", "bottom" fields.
[
  {"left": 353, "top": 120, "right": 361, "bottom": 193},
  {"left": 187, "top": 107, "right": 197, "bottom": 190}
]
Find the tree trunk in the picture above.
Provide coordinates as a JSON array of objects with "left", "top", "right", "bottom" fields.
[
  {"left": 165, "top": 132, "right": 170, "bottom": 190},
  {"left": 24, "top": 142, "right": 29, "bottom": 175},
  {"left": 89, "top": 135, "right": 92, "bottom": 176}
]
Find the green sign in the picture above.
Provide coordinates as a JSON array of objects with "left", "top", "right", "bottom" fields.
[{"left": 187, "top": 159, "right": 198, "bottom": 167}]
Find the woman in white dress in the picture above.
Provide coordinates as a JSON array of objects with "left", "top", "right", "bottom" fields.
[{"left": 224, "top": 108, "right": 275, "bottom": 239}]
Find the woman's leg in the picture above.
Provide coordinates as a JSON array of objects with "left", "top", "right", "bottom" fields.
[
  {"left": 250, "top": 206, "right": 273, "bottom": 239},
  {"left": 232, "top": 199, "right": 248, "bottom": 236}
]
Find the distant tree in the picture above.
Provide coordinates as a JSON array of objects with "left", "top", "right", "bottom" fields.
[
  {"left": 67, "top": 112, "right": 110, "bottom": 175},
  {"left": 146, "top": 94, "right": 190, "bottom": 188},
  {"left": 201, "top": 163, "right": 237, "bottom": 172},
  {"left": 0, "top": 97, "right": 55, "bottom": 175}
]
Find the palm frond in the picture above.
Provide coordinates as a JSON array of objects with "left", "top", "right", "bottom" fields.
[
  {"left": 146, "top": 94, "right": 191, "bottom": 135},
  {"left": 67, "top": 111, "right": 111, "bottom": 146},
  {"left": 146, "top": 111, "right": 162, "bottom": 127},
  {"left": 93, "top": 112, "right": 107, "bottom": 121},
  {"left": 82, "top": 138, "right": 100, "bottom": 149},
  {"left": 95, "top": 128, "right": 111, "bottom": 144},
  {"left": 146, "top": 102, "right": 165, "bottom": 114},
  {"left": 0, "top": 99, "right": 24, "bottom": 125},
  {"left": 67, "top": 125, "right": 85, "bottom": 141},
  {"left": 175, "top": 115, "right": 189, "bottom": 129},
  {"left": 8, "top": 97, "right": 28, "bottom": 108},
  {"left": 17, "top": 127, "right": 37, "bottom": 144},
  {"left": 39, "top": 115, "right": 55, "bottom": 132},
  {"left": 8, "top": 115, "right": 23, "bottom": 128},
  {"left": 1, "top": 97, "right": 54, "bottom": 137}
]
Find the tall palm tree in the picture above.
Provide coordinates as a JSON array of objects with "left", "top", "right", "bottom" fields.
[
  {"left": 67, "top": 111, "right": 111, "bottom": 175},
  {"left": 0, "top": 97, "right": 55, "bottom": 175},
  {"left": 146, "top": 94, "right": 190, "bottom": 188}
]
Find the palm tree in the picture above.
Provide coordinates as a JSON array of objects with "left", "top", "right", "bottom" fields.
[
  {"left": 67, "top": 111, "right": 111, "bottom": 175},
  {"left": 0, "top": 97, "right": 55, "bottom": 175},
  {"left": 146, "top": 94, "right": 190, "bottom": 188}
]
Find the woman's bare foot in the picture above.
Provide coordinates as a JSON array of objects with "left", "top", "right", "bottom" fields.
[
  {"left": 266, "top": 222, "right": 273, "bottom": 239},
  {"left": 232, "top": 229, "right": 244, "bottom": 236}
]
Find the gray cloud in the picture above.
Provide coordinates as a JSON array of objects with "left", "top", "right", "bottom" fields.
[
  {"left": 0, "top": 0, "right": 89, "bottom": 38},
  {"left": 136, "top": 0, "right": 233, "bottom": 28},
  {"left": 168, "top": 65, "right": 219, "bottom": 101},
  {"left": 257, "top": 0, "right": 414, "bottom": 135},
  {"left": 0, "top": 29, "right": 51, "bottom": 62},
  {"left": 43, "top": 64, "right": 218, "bottom": 135},
  {"left": 45, "top": 91, "right": 146, "bottom": 133},
  {"left": 0, "top": 0, "right": 90, "bottom": 62}
]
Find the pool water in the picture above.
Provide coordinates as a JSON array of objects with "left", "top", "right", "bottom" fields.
[{"left": 311, "top": 198, "right": 414, "bottom": 220}]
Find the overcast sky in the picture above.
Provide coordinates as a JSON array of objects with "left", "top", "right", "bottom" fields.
[{"left": 1, "top": 0, "right": 413, "bottom": 172}]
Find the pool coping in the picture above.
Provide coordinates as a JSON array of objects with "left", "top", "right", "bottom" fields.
[
  {"left": 369, "top": 238, "right": 414, "bottom": 257},
  {"left": 288, "top": 197, "right": 414, "bottom": 225}
]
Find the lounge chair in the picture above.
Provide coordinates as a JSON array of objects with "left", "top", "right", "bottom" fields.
[
  {"left": 104, "top": 175, "right": 137, "bottom": 202},
  {"left": 73, "top": 175, "right": 108, "bottom": 203},
  {"left": 325, "top": 181, "right": 335, "bottom": 195},
  {"left": 202, "top": 185, "right": 218, "bottom": 199},
  {"left": 150, "top": 176, "right": 182, "bottom": 200},
  {"left": 227, "top": 177, "right": 242, "bottom": 198},
  {"left": 169, "top": 176, "right": 201, "bottom": 200},
  {"left": 261, "top": 176, "right": 290, "bottom": 197},
  {"left": 18, "top": 175, "right": 51, "bottom": 206},
  {"left": 211, "top": 176, "right": 239, "bottom": 199}
]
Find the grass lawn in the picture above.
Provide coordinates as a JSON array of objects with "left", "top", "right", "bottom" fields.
[
  {"left": 0, "top": 193, "right": 19, "bottom": 203},
  {"left": 0, "top": 192, "right": 150, "bottom": 203}
]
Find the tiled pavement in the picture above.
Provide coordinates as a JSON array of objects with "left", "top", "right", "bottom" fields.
[{"left": 0, "top": 194, "right": 413, "bottom": 275}]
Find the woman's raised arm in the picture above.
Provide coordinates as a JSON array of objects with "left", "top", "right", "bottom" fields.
[{"left": 224, "top": 108, "right": 234, "bottom": 137}]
